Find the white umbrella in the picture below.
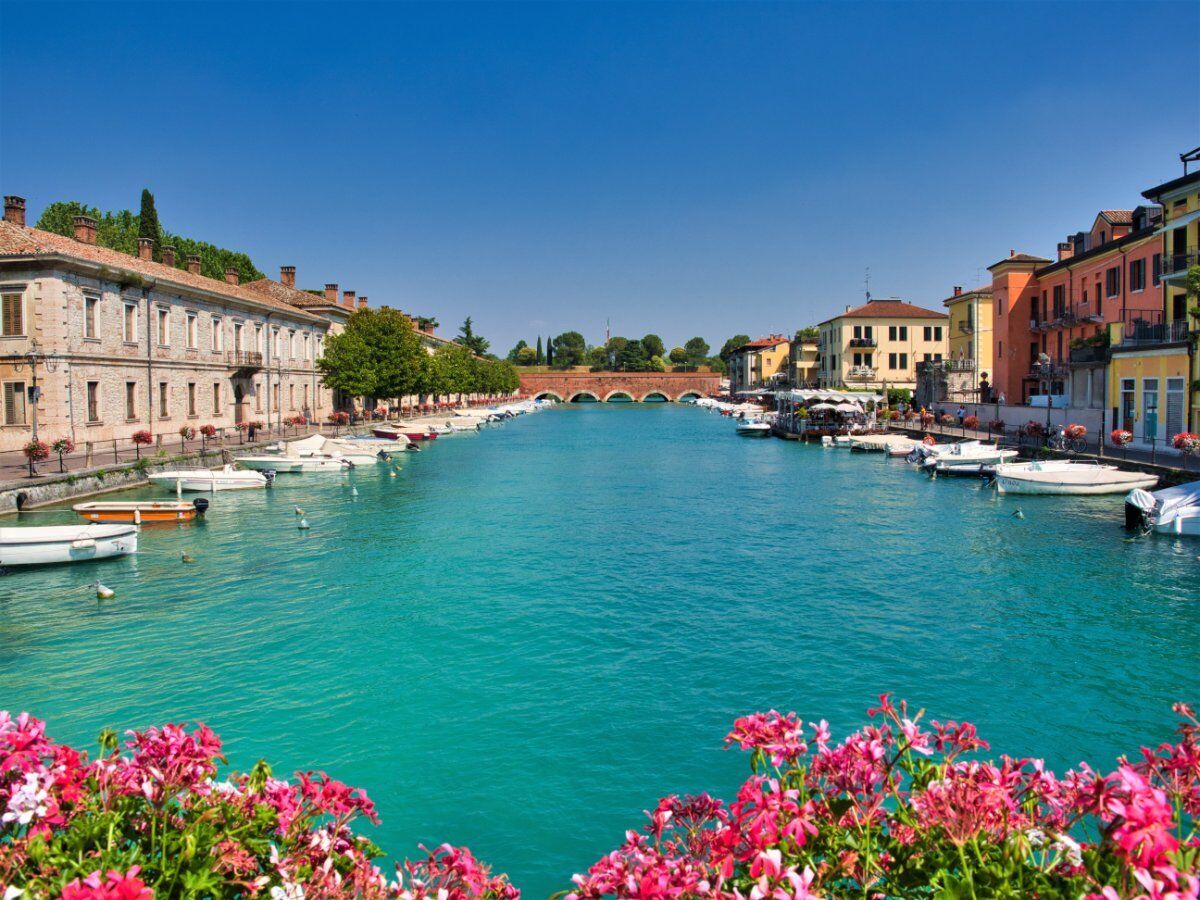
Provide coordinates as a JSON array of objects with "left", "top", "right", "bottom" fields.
[
  {"left": 834, "top": 402, "right": 862, "bottom": 413},
  {"left": 808, "top": 402, "right": 836, "bottom": 411}
]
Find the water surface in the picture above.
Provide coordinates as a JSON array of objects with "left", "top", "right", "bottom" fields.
[{"left": 1, "top": 404, "right": 1196, "bottom": 895}]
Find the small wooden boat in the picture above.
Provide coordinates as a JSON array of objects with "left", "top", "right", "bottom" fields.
[
  {"left": 0, "top": 523, "right": 137, "bottom": 567},
  {"left": 73, "top": 498, "right": 209, "bottom": 524}
]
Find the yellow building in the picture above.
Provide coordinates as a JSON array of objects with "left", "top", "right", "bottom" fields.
[
  {"left": 728, "top": 335, "right": 790, "bottom": 393},
  {"left": 788, "top": 333, "right": 819, "bottom": 387},
  {"left": 817, "top": 298, "right": 948, "bottom": 392},
  {"left": 1107, "top": 165, "right": 1200, "bottom": 450},
  {"left": 943, "top": 285, "right": 993, "bottom": 398}
]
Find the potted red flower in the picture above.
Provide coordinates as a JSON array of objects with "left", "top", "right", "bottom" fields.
[
  {"left": 22, "top": 438, "right": 50, "bottom": 476},
  {"left": 1110, "top": 428, "right": 1133, "bottom": 447},
  {"left": 1024, "top": 420, "right": 1046, "bottom": 438},
  {"left": 1064, "top": 423, "right": 1087, "bottom": 440},
  {"left": 131, "top": 429, "right": 153, "bottom": 458},
  {"left": 1172, "top": 432, "right": 1200, "bottom": 455},
  {"left": 963, "top": 415, "right": 979, "bottom": 430},
  {"left": 51, "top": 436, "right": 75, "bottom": 473}
]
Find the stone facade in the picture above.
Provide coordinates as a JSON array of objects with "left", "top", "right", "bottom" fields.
[{"left": 0, "top": 210, "right": 333, "bottom": 452}]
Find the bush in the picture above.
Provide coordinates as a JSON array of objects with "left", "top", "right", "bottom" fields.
[
  {"left": 131, "top": 430, "right": 153, "bottom": 446},
  {"left": 565, "top": 698, "right": 1200, "bottom": 899},
  {"left": 0, "top": 711, "right": 516, "bottom": 898},
  {"left": 22, "top": 440, "right": 50, "bottom": 462},
  {"left": 963, "top": 415, "right": 979, "bottom": 429}
]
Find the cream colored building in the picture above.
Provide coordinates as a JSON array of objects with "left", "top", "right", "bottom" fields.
[
  {"left": 788, "top": 334, "right": 819, "bottom": 387},
  {"left": 727, "top": 335, "right": 790, "bottom": 393},
  {"left": 943, "top": 285, "right": 993, "bottom": 400},
  {"left": 817, "top": 298, "right": 949, "bottom": 392},
  {"left": 0, "top": 198, "right": 335, "bottom": 451}
]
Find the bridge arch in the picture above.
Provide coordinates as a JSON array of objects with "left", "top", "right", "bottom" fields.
[
  {"left": 640, "top": 391, "right": 670, "bottom": 402},
  {"left": 677, "top": 391, "right": 703, "bottom": 402},
  {"left": 533, "top": 390, "right": 564, "bottom": 402},
  {"left": 604, "top": 391, "right": 635, "bottom": 402},
  {"left": 568, "top": 391, "right": 600, "bottom": 403}
]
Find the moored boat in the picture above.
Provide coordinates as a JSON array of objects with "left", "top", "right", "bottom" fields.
[
  {"left": 0, "top": 523, "right": 138, "bottom": 567},
  {"left": 736, "top": 419, "right": 772, "bottom": 436},
  {"left": 147, "top": 465, "right": 269, "bottom": 492},
  {"left": 73, "top": 498, "right": 209, "bottom": 524},
  {"left": 993, "top": 460, "right": 1158, "bottom": 495},
  {"left": 373, "top": 425, "right": 438, "bottom": 441},
  {"left": 1125, "top": 481, "right": 1200, "bottom": 535}
]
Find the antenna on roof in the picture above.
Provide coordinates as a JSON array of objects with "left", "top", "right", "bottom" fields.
[{"left": 864, "top": 267, "right": 871, "bottom": 302}]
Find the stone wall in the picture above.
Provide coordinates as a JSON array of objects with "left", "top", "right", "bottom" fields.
[{"left": 519, "top": 371, "right": 721, "bottom": 401}]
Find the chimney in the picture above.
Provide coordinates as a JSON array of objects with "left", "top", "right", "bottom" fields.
[
  {"left": 3, "top": 196, "right": 26, "bottom": 227},
  {"left": 73, "top": 215, "right": 97, "bottom": 244},
  {"left": 845, "top": 305, "right": 852, "bottom": 313},
  {"left": 280, "top": 266, "right": 296, "bottom": 289},
  {"left": 137, "top": 237, "right": 154, "bottom": 261},
  {"left": 358, "top": 297, "right": 368, "bottom": 309},
  {"left": 1057, "top": 242, "right": 1074, "bottom": 262},
  {"left": 343, "top": 290, "right": 356, "bottom": 310},
  {"left": 324, "top": 283, "right": 338, "bottom": 304},
  {"left": 224, "top": 267, "right": 239, "bottom": 285},
  {"left": 187, "top": 254, "right": 201, "bottom": 275},
  {"left": 162, "top": 245, "right": 176, "bottom": 267},
  {"left": 953, "top": 286, "right": 962, "bottom": 297}
]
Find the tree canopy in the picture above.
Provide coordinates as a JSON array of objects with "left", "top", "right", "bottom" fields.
[
  {"left": 618, "top": 339, "right": 650, "bottom": 372},
  {"left": 551, "top": 331, "right": 586, "bottom": 368},
  {"left": 719, "top": 334, "right": 751, "bottom": 362},
  {"left": 641, "top": 334, "right": 665, "bottom": 359},
  {"left": 684, "top": 336, "right": 711, "bottom": 363},
  {"left": 669, "top": 346, "right": 688, "bottom": 364},
  {"left": 317, "top": 307, "right": 426, "bottom": 399},
  {"left": 36, "top": 197, "right": 264, "bottom": 283},
  {"left": 455, "top": 316, "right": 490, "bottom": 356}
]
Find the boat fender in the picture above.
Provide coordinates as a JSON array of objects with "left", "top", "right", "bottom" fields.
[
  {"left": 298, "top": 517, "right": 310, "bottom": 530},
  {"left": 922, "top": 435, "right": 935, "bottom": 446},
  {"left": 192, "top": 498, "right": 210, "bottom": 516}
]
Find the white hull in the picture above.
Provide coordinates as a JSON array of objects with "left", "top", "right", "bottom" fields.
[
  {"left": 0, "top": 524, "right": 137, "bottom": 567},
  {"left": 148, "top": 466, "right": 268, "bottom": 492},
  {"left": 995, "top": 463, "right": 1158, "bottom": 495},
  {"left": 736, "top": 423, "right": 772, "bottom": 436},
  {"left": 234, "top": 457, "right": 307, "bottom": 473}
]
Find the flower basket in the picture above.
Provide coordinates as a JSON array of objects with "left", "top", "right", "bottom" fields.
[
  {"left": 963, "top": 415, "right": 979, "bottom": 430},
  {"left": 989, "top": 420, "right": 1006, "bottom": 434},
  {"left": 51, "top": 437, "right": 75, "bottom": 472},
  {"left": 131, "top": 429, "right": 153, "bottom": 458},
  {"left": 939, "top": 413, "right": 955, "bottom": 425},
  {"left": 178, "top": 425, "right": 195, "bottom": 442},
  {"left": 1064, "top": 423, "right": 1087, "bottom": 440},
  {"left": 199, "top": 424, "right": 217, "bottom": 439},
  {"left": 1172, "top": 432, "right": 1200, "bottom": 455},
  {"left": 23, "top": 439, "right": 50, "bottom": 462},
  {"left": 1110, "top": 429, "right": 1133, "bottom": 447},
  {"left": 1024, "top": 421, "right": 1046, "bottom": 438}
]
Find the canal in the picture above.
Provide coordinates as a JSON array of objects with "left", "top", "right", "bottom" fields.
[{"left": 1, "top": 403, "right": 1196, "bottom": 895}]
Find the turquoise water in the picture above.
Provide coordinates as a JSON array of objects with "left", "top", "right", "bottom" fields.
[{"left": 1, "top": 404, "right": 1197, "bottom": 895}]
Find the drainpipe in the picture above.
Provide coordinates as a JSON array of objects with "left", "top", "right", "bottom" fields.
[
  {"left": 264, "top": 313, "right": 273, "bottom": 430},
  {"left": 144, "top": 286, "right": 155, "bottom": 433}
]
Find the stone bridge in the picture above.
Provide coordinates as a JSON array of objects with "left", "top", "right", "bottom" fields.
[{"left": 519, "top": 370, "right": 721, "bottom": 402}]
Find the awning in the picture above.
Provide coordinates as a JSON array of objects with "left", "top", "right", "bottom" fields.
[{"left": 1154, "top": 208, "right": 1200, "bottom": 234}]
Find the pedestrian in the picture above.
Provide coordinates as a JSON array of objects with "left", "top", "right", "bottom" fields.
[{"left": 957, "top": 404, "right": 966, "bottom": 427}]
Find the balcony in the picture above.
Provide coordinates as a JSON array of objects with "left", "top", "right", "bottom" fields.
[
  {"left": 848, "top": 337, "right": 877, "bottom": 348},
  {"left": 226, "top": 350, "right": 264, "bottom": 372},
  {"left": 845, "top": 366, "right": 878, "bottom": 381},
  {"left": 1163, "top": 249, "right": 1199, "bottom": 279},
  {"left": 957, "top": 321, "right": 975, "bottom": 334},
  {"left": 1118, "top": 316, "right": 1190, "bottom": 348},
  {"left": 1027, "top": 362, "right": 1070, "bottom": 380},
  {"left": 945, "top": 358, "right": 976, "bottom": 371},
  {"left": 1068, "top": 345, "right": 1109, "bottom": 365}
]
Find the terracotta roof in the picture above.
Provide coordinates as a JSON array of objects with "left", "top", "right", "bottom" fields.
[
  {"left": 243, "top": 278, "right": 350, "bottom": 316},
  {"left": 740, "top": 335, "right": 789, "bottom": 351},
  {"left": 820, "top": 299, "right": 947, "bottom": 325},
  {"left": 1035, "top": 224, "right": 1158, "bottom": 276},
  {"left": 987, "top": 252, "right": 1052, "bottom": 271},
  {"left": 0, "top": 220, "right": 327, "bottom": 324},
  {"left": 1098, "top": 210, "right": 1133, "bottom": 225}
]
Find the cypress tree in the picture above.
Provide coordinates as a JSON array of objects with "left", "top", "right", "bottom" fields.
[
  {"left": 546, "top": 337, "right": 554, "bottom": 367},
  {"left": 138, "top": 189, "right": 162, "bottom": 260},
  {"left": 535, "top": 336, "right": 543, "bottom": 366}
]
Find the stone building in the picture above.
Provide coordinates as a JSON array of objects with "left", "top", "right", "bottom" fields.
[{"left": 0, "top": 197, "right": 335, "bottom": 452}]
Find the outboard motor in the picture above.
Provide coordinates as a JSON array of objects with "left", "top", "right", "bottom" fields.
[
  {"left": 1125, "top": 488, "right": 1156, "bottom": 531},
  {"left": 192, "top": 498, "right": 210, "bottom": 517},
  {"left": 263, "top": 469, "right": 277, "bottom": 485}
]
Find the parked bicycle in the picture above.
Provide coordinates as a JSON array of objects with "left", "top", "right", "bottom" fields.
[{"left": 1046, "top": 424, "right": 1086, "bottom": 453}]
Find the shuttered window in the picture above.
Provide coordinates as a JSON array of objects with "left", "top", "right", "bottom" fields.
[
  {"left": 123, "top": 303, "right": 137, "bottom": 343},
  {"left": 84, "top": 295, "right": 99, "bottom": 338},
  {"left": 86, "top": 382, "right": 100, "bottom": 422},
  {"left": 3, "top": 381, "right": 27, "bottom": 425},
  {"left": 1, "top": 292, "right": 24, "bottom": 336},
  {"left": 159, "top": 382, "right": 169, "bottom": 418}
]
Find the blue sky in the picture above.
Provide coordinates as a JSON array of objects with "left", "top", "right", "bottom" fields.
[{"left": 2, "top": 1, "right": 1197, "bottom": 355}]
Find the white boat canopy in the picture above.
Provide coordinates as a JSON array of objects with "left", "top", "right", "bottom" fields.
[
  {"left": 807, "top": 402, "right": 836, "bottom": 411},
  {"left": 834, "top": 402, "right": 863, "bottom": 412},
  {"left": 781, "top": 390, "right": 884, "bottom": 404}
]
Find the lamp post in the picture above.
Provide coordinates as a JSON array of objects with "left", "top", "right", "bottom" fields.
[{"left": 14, "top": 340, "right": 59, "bottom": 474}]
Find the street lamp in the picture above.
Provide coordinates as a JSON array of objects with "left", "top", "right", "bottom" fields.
[{"left": 13, "top": 339, "right": 59, "bottom": 444}]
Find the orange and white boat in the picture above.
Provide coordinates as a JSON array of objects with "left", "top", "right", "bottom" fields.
[{"left": 73, "top": 498, "right": 209, "bottom": 524}]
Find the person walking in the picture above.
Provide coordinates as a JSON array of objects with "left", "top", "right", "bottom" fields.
[{"left": 957, "top": 404, "right": 966, "bottom": 427}]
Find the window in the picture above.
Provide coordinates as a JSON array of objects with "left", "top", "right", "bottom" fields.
[
  {"left": 998, "top": 341, "right": 1003, "bottom": 359},
  {"left": 302, "top": 384, "right": 309, "bottom": 410},
  {"left": 898, "top": 326, "right": 907, "bottom": 340},
  {"left": 303, "top": 333, "right": 310, "bottom": 360},
  {"left": 211, "top": 316, "right": 223, "bottom": 352},
  {"left": 272, "top": 383, "right": 280, "bottom": 411},
  {"left": 888, "top": 325, "right": 897, "bottom": 341},
  {"left": 899, "top": 353, "right": 908, "bottom": 369},
  {"left": 86, "top": 381, "right": 100, "bottom": 422},
  {"left": 3, "top": 381, "right": 27, "bottom": 425},
  {"left": 1, "top": 291, "right": 24, "bottom": 336},
  {"left": 1153, "top": 253, "right": 1162, "bottom": 286},
  {"left": 289, "top": 330, "right": 297, "bottom": 359},
  {"left": 934, "top": 326, "right": 943, "bottom": 341},
  {"left": 864, "top": 325, "right": 873, "bottom": 339},
  {"left": 186, "top": 312, "right": 198, "bottom": 348},
  {"left": 234, "top": 321, "right": 244, "bottom": 352},
  {"left": 156, "top": 307, "right": 169, "bottom": 345},
  {"left": 255, "top": 324, "right": 263, "bottom": 353},
  {"left": 888, "top": 352, "right": 897, "bottom": 369},
  {"left": 254, "top": 380, "right": 262, "bottom": 413},
  {"left": 187, "top": 382, "right": 197, "bottom": 417},
  {"left": 315, "top": 336, "right": 322, "bottom": 359},
  {"left": 159, "top": 382, "right": 169, "bottom": 418},
  {"left": 853, "top": 325, "right": 863, "bottom": 339},
  {"left": 923, "top": 353, "right": 932, "bottom": 362},
  {"left": 289, "top": 384, "right": 295, "bottom": 409},
  {"left": 123, "top": 303, "right": 138, "bottom": 343},
  {"left": 212, "top": 383, "right": 221, "bottom": 415},
  {"left": 853, "top": 352, "right": 863, "bottom": 366},
  {"left": 1129, "top": 258, "right": 1145, "bottom": 292},
  {"left": 1106, "top": 266, "right": 1120, "bottom": 298},
  {"left": 1166, "top": 377, "right": 1185, "bottom": 439},
  {"left": 272, "top": 328, "right": 281, "bottom": 357},
  {"left": 84, "top": 295, "right": 99, "bottom": 338},
  {"left": 1082, "top": 285, "right": 1088, "bottom": 305},
  {"left": 924, "top": 325, "right": 943, "bottom": 341},
  {"left": 1052, "top": 285, "right": 1065, "bottom": 317},
  {"left": 125, "top": 381, "right": 137, "bottom": 420}
]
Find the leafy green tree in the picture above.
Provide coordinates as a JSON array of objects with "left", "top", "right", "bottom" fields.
[
  {"left": 641, "top": 334, "right": 665, "bottom": 359},
  {"left": 796, "top": 325, "right": 820, "bottom": 340},
  {"left": 648, "top": 354, "right": 667, "bottom": 372},
  {"left": 587, "top": 346, "right": 609, "bottom": 370},
  {"left": 619, "top": 339, "right": 650, "bottom": 372},
  {"left": 707, "top": 356, "right": 728, "bottom": 375},
  {"left": 535, "top": 336, "right": 544, "bottom": 365},
  {"left": 506, "top": 340, "right": 528, "bottom": 363},
  {"left": 719, "top": 334, "right": 751, "bottom": 363},
  {"left": 455, "top": 316, "right": 490, "bottom": 356},
  {"left": 552, "top": 331, "right": 586, "bottom": 368},
  {"left": 432, "top": 342, "right": 476, "bottom": 399},
  {"left": 317, "top": 307, "right": 425, "bottom": 401},
  {"left": 684, "top": 336, "right": 710, "bottom": 363},
  {"left": 516, "top": 346, "right": 538, "bottom": 365},
  {"left": 138, "top": 189, "right": 162, "bottom": 259},
  {"left": 669, "top": 346, "right": 688, "bottom": 364}
]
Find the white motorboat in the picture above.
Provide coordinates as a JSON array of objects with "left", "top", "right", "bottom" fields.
[
  {"left": 1125, "top": 481, "right": 1200, "bottom": 535},
  {"left": 148, "top": 465, "right": 269, "bottom": 492},
  {"left": 0, "top": 523, "right": 137, "bottom": 567},
  {"left": 993, "top": 460, "right": 1159, "bottom": 495},
  {"left": 736, "top": 419, "right": 772, "bottom": 436},
  {"left": 921, "top": 443, "right": 1018, "bottom": 471},
  {"left": 285, "top": 435, "right": 387, "bottom": 466},
  {"left": 833, "top": 435, "right": 853, "bottom": 448},
  {"left": 231, "top": 456, "right": 307, "bottom": 473}
]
